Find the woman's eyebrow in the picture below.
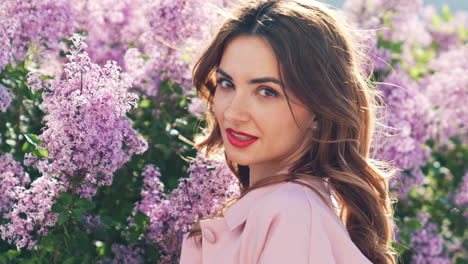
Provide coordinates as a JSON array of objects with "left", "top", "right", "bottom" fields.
[{"left": 216, "top": 68, "right": 283, "bottom": 86}]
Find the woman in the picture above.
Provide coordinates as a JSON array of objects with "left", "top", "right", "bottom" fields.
[{"left": 180, "top": 0, "right": 399, "bottom": 263}]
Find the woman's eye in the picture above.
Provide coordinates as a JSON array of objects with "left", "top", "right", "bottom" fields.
[
  {"left": 259, "top": 88, "right": 279, "bottom": 97},
  {"left": 217, "top": 78, "right": 234, "bottom": 88}
]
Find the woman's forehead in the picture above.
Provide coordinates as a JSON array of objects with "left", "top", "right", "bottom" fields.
[{"left": 218, "top": 35, "right": 280, "bottom": 78}]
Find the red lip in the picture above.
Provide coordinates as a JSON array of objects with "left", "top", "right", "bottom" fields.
[{"left": 226, "top": 128, "right": 259, "bottom": 148}]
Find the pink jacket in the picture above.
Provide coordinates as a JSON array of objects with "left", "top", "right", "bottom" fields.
[{"left": 179, "top": 174, "right": 373, "bottom": 264}]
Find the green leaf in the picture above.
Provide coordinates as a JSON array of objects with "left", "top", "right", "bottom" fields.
[
  {"left": 127, "top": 231, "right": 142, "bottom": 244},
  {"left": 51, "top": 203, "right": 65, "bottom": 213},
  {"left": 58, "top": 213, "right": 68, "bottom": 225},
  {"left": 139, "top": 99, "right": 152, "bottom": 108},
  {"left": 138, "top": 54, "right": 150, "bottom": 61},
  {"left": 405, "top": 219, "right": 422, "bottom": 230},
  {"left": 173, "top": 83, "right": 183, "bottom": 95},
  {"left": 134, "top": 211, "right": 150, "bottom": 229},
  {"left": 71, "top": 208, "right": 85, "bottom": 218},
  {"left": 75, "top": 198, "right": 96, "bottom": 211},
  {"left": 39, "top": 234, "right": 57, "bottom": 253},
  {"left": 63, "top": 257, "right": 76, "bottom": 264},
  {"left": 432, "top": 14, "right": 442, "bottom": 28},
  {"left": 22, "top": 141, "right": 33, "bottom": 152},
  {"left": 32, "top": 147, "right": 49, "bottom": 158},
  {"left": 441, "top": 5, "right": 453, "bottom": 21},
  {"left": 100, "top": 215, "right": 120, "bottom": 229},
  {"left": 58, "top": 192, "right": 73, "bottom": 206},
  {"left": 24, "top": 133, "right": 43, "bottom": 146}
]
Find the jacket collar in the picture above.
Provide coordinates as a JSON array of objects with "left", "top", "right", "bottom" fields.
[
  {"left": 223, "top": 181, "right": 285, "bottom": 231},
  {"left": 221, "top": 167, "right": 336, "bottom": 231},
  {"left": 222, "top": 166, "right": 293, "bottom": 231}
]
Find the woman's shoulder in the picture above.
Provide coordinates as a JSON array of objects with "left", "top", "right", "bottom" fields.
[
  {"left": 251, "top": 178, "right": 336, "bottom": 215},
  {"left": 245, "top": 178, "right": 346, "bottom": 232}
]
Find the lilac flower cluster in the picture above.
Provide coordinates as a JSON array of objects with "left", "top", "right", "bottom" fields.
[
  {"left": 26, "top": 34, "right": 148, "bottom": 199},
  {"left": 0, "top": 154, "right": 30, "bottom": 215},
  {"left": 0, "top": 18, "right": 18, "bottom": 72},
  {"left": 343, "top": 0, "right": 430, "bottom": 70},
  {"left": 344, "top": 0, "right": 431, "bottom": 46},
  {"left": 422, "top": 6, "right": 468, "bottom": 52},
  {"left": 110, "top": 243, "right": 144, "bottom": 264},
  {"left": 0, "top": 176, "right": 65, "bottom": 249},
  {"left": 132, "top": 152, "right": 239, "bottom": 263},
  {"left": 373, "top": 68, "right": 432, "bottom": 196},
  {"left": 0, "top": 84, "right": 13, "bottom": 112},
  {"left": 73, "top": 0, "right": 150, "bottom": 67},
  {"left": 187, "top": 97, "right": 206, "bottom": 117},
  {"left": 124, "top": 0, "right": 226, "bottom": 96},
  {"left": 417, "top": 46, "right": 468, "bottom": 148},
  {"left": 0, "top": 0, "right": 77, "bottom": 71},
  {"left": 133, "top": 164, "right": 165, "bottom": 218},
  {"left": 452, "top": 172, "right": 468, "bottom": 209},
  {"left": 409, "top": 211, "right": 450, "bottom": 264},
  {"left": 82, "top": 214, "right": 105, "bottom": 234}
]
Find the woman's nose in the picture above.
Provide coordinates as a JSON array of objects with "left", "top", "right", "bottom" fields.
[{"left": 223, "top": 90, "right": 250, "bottom": 123}]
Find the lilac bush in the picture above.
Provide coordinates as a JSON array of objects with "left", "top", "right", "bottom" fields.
[
  {"left": 0, "top": 0, "right": 465, "bottom": 263},
  {"left": 0, "top": 154, "right": 30, "bottom": 215},
  {"left": 0, "top": 0, "right": 77, "bottom": 71},
  {"left": 0, "top": 84, "right": 12, "bottom": 112},
  {"left": 132, "top": 152, "right": 239, "bottom": 263},
  {"left": 373, "top": 68, "right": 433, "bottom": 196},
  {"left": 110, "top": 243, "right": 144, "bottom": 264},
  {"left": 344, "top": 0, "right": 467, "bottom": 262},
  {"left": 419, "top": 46, "right": 468, "bottom": 148},
  {"left": 0, "top": 18, "right": 18, "bottom": 72},
  {"left": 73, "top": 0, "right": 150, "bottom": 67},
  {"left": 452, "top": 171, "right": 468, "bottom": 210},
  {"left": 26, "top": 34, "right": 147, "bottom": 199},
  {"left": 408, "top": 212, "right": 450, "bottom": 264},
  {"left": 0, "top": 176, "right": 65, "bottom": 249},
  {"left": 124, "top": 0, "right": 227, "bottom": 96}
]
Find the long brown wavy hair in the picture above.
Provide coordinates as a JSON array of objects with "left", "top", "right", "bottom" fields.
[{"left": 185, "top": 0, "right": 400, "bottom": 263}]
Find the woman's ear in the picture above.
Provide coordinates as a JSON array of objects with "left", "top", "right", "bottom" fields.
[{"left": 307, "top": 114, "right": 318, "bottom": 129}]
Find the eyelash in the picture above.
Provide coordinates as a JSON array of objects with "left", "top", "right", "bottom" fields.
[{"left": 216, "top": 78, "right": 280, "bottom": 97}]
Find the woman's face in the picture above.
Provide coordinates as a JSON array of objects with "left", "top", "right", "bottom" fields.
[{"left": 213, "top": 35, "right": 316, "bottom": 171}]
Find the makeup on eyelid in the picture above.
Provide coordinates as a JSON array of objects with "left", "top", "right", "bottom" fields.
[{"left": 216, "top": 77, "right": 280, "bottom": 97}]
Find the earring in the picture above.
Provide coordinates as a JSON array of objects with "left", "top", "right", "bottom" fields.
[{"left": 312, "top": 125, "right": 318, "bottom": 129}]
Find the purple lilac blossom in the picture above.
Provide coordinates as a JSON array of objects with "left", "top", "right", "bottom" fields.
[
  {"left": 0, "top": 176, "right": 65, "bottom": 249},
  {"left": 341, "top": 2, "right": 391, "bottom": 74},
  {"left": 110, "top": 243, "right": 144, "bottom": 264},
  {"left": 26, "top": 34, "right": 148, "bottom": 199},
  {"left": 124, "top": 0, "right": 227, "bottom": 96},
  {"left": 132, "top": 152, "right": 239, "bottom": 263},
  {"left": 82, "top": 214, "right": 105, "bottom": 234},
  {"left": 423, "top": 6, "right": 468, "bottom": 51},
  {"left": 133, "top": 164, "right": 165, "bottom": 213},
  {"left": 418, "top": 45, "right": 468, "bottom": 147},
  {"left": 409, "top": 211, "right": 450, "bottom": 264},
  {"left": 372, "top": 68, "right": 433, "bottom": 197},
  {"left": 452, "top": 172, "right": 468, "bottom": 209},
  {"left": 0, "top": 84, "right": 13, "bottom": 112},
  {"left": 0, "top": 154, "right": 30, "bottom": 215},
  {"left": 343, "top": 0, "right": 432, "bottom": 69},
  {"left": 0, "top": 17, "right": 18, "bottom": 72},
  {"left": 73, "top": 0, "right": 150, "bottom": 67},
  {"left": 360, "top": 30, "right": 392, "bottom": 73},
  {"left": 345, "top": 0, "right": 431, "bottom": 46},
  {"left": 188, "top": 97, "right": 206, "bottom": 117},
  {"left": 33, "top": 50, "right": 67, "bottom": 78},
  {"left": 0, "top": 0, "right": 77, "bottom": 69}
]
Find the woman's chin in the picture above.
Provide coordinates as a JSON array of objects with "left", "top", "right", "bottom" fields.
[{"left": 224, "top": 151, "right": 252, "bottom": 166}]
